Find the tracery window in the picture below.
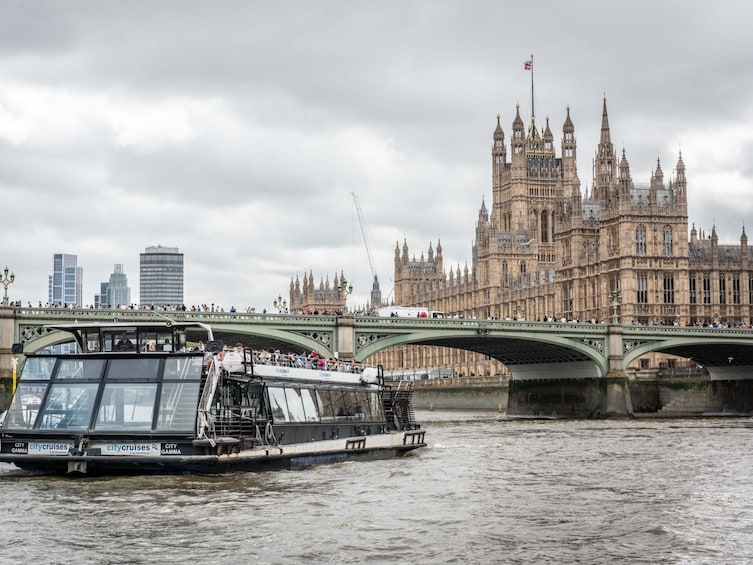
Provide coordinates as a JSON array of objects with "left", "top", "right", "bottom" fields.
[
  {"left": 662, "top": 226, "right": 673, "bottom": 256},
  {"left": 540, "top": 211, "right": 548, "bottom": 243},
  {"left": 636, "top": 225, "right": 647, "bottom": 256},
  {"left": 637, "top": 273, "right": 648, "bottom": 304},
  {"left": 663, "top": 274, "right": 674, "bottom": 304}
]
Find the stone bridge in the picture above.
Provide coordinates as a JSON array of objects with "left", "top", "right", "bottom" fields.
[{"left": 4, "top": 307, "right": 753, "bottom": 383}]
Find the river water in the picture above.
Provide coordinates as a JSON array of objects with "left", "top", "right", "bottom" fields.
[{"left": 1, "top": 411, "right": 753, "bottom": 564}]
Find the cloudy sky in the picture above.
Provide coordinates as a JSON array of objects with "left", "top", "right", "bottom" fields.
[{"left": 1, "top": 1, "right": 752, "bottom": 311}]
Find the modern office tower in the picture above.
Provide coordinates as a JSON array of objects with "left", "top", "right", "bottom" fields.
[
  {"left": 139, "top": 245, "right": 184, "bottom": 307},
  {"left": 95, "top": 264, "right": 131, "bottom": 308},
  {"left": 48, "top": 253, "right": 83, "bottom": 307},
  {"left": 94, "top": 282, "right": 109, "bottom": 309},
  {"left": 108, "top": 264, "right": 131, "bottom": 307}
]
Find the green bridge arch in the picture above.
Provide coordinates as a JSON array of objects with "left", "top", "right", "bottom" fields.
[{"left": 4, "top": 308, "right": 753, "bottom": 380}]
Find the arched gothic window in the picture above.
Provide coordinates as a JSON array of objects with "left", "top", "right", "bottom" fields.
[
  {"left": 636, "top": 225, "right": 647, "bottom": 256},
  {"left": 540, "top": 211, "right": 549, "bottom": 243},
  {"left": 662, "top": 226, "right": 673, "bottom": 256}
]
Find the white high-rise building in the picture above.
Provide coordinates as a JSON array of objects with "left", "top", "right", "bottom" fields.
[{"left": 139, "top": 245, "right": 184, "bottom": 307}]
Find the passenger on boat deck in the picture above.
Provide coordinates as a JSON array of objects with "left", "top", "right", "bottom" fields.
[
  {"left": 162, "top": 339, "right": 172, "bottom": 352},
  {"left": 116, "top": 333, "right": 135, "bottom": 351}
]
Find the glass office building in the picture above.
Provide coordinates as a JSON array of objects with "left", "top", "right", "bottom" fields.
[
  {"left": 95, "top": 264, "right": 131, "bottom": 308},
  {"left": 48, "top": 253, "right": 83, "bottom": 307},
  {"left": 139, "top": 245, "right": 184, "bottom": 307}
]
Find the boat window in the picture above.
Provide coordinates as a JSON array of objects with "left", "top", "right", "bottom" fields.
[
  {"left": 139, "top": 331, "right": 160, "bottom": 352},
  {"left": 284, "top": 388, "right": 307, "bottom": 422},
  {"left": 37, "top": 383, "right": 99, "bottom": 430},
  {"left": 93, "top": 383, "right": 158, "bottom": 431},
  {"left": 267, "top": 387, "right": 289, "bottom": 422},
  {"left": 342, "top": 391, "right": 363, "bottom": 420},
  {"left": 19, "top": 357, "right": 56, "bottom": 381},
  {"left": 317, "top": 390, "right": 335, "bottom": 422},
  {"left": 106, "top": 358, "right": 160, "bottom": 381},
  {"left": 163, "top": 357, "right": 203, "bottom": 380},
  {"left": 1, "top": 383, "right": 47, "bottom": 429},
  {"left": 155, "top": 381, "right": 201, "bottom": 431},
  {"left": 369, "top": 392, "right": 385, "bottom": 420},
  {"left": 55, "top": 359, "right": 105, "bottom": 381},
  {"left": 300, "top": 388, "right": 321, "bottom": 422},
  {"left": 107, "top": 331, "right": 137, "bottom": 352},
  {"left": 331, "top": 390, "right": 351, "bottom": 421},
  {"left": 81, "top": 329, "right": 101, "bottom": 352},
  {"left": 353, "top": 391, "right": 369, "bottom": 420}
]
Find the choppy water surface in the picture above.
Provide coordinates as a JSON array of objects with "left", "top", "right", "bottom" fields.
[{"left": 2, "top": 412, "right": 753, "bottom": 564}]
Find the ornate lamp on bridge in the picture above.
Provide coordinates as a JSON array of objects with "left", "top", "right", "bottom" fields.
[
  {"left": 608, "top": 290, "right": 622, "bottom": 325},
  {"left": 337, "top": 276, "right": 353, "bottom": 301},
  {"left": 273, "top": 294, "right": 287, "bottom": 314},
  {"left": 1, "top": 265, "right": 14, "bottom": 307}
]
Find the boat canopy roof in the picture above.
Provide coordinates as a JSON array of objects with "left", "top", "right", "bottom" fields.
[{"left": 41, "top": 321, "right": 214, "bottom": 354}]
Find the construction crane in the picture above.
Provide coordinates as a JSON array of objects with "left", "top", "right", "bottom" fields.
[{"left": 351, "top": 192, "right": 392, "bottom": 304}]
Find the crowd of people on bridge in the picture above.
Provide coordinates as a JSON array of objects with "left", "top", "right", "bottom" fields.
[{"left": 9, "top": 300, "right": 753, "bottom": 329}]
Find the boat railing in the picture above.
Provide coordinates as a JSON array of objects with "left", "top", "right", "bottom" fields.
[
  {"left": 250, "top": 351, "right": 367, "bottom": 374},
  {"left": 196, "top": 357, "right": 222, "bottom": 444},
  {"left": 383, "top": 382, "right": 419, "bottom": 432}
]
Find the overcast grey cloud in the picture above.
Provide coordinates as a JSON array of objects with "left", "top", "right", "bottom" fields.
[{"left": 1, "top": 1, "right": 752, "bottom": 311}]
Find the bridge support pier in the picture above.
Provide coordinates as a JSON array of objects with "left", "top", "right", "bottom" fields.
[
  {"left": 335, "top": 316, "right": 355, "bottom": 361},
  {"left": 603, "top": 372, "right": 634, "bottom": 417},
  {"left": 603, "top": 324, "right": 633, "bottom": 417}
]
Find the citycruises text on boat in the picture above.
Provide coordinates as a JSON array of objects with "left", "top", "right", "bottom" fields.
[{"left": 0, "top": 321, "right": 425, "bottom": 475}]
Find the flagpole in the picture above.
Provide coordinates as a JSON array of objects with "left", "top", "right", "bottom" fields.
[{"left": 530, "top": 53, "right": 534, "bottom": 120}]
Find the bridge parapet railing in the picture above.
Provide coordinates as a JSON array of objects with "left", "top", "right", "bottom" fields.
[
  {"left": 623, "top": 324, "right": 753, "bottom": 337},
  {"left": 354, "top": 316, "right": 607, "bottom": 334},
  {"left": 13, "top": 308, "right": 338, "bottom": 326}
]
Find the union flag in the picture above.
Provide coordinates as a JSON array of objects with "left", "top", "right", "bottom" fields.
[{"left": 524, "top": 60, "right": 532, "bottom": 70}]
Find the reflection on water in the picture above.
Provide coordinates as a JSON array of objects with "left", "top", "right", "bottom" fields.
[{"left": 2, "top": 411, "right": 753, "bottom": 564}]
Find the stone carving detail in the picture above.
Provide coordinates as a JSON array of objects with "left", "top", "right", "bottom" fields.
[
  {"left": 355, "top": 332, "right": 390, "bottom": 351},
  {"left": 20, "top": 325, "right": 49, "bottom": 344},
  {"left": 299, "top": 331, "right": 332, "bottom": 346},
  {"left": 623, "top": 339, "right": 651, "bottom": 354},
  {"left": 580, "top": 338, "right": 604, "bottom": 353}
]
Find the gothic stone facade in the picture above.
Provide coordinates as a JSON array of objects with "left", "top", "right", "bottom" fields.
[
  {"left": 289, "top": 271, "right": 349, "bottom": 314},
  {"left": 370, "top": 98, "right": 753, "bottom": 377}
]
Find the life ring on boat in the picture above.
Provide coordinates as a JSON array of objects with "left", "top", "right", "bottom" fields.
[{"left": 221, "top": 350, "right": 245, "bottom": 373}]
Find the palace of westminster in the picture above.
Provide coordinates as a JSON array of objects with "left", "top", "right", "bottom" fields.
[{"left": 291, "top": 98, "right": 752, "bottom": 377}]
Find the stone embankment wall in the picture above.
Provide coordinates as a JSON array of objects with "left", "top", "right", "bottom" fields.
[
  {"left": 629, "top": 377, "right": 753, "bottom": 417},
  {"left": 408, "top": 375, "right": 753, "bottom": 416},
  {"left": 407, "top": 376, "right": 509, "bottom": 411}
]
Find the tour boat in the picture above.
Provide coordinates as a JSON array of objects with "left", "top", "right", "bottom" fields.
[{"left": 0, "top": 322, "right": 425, "bottom": 475}]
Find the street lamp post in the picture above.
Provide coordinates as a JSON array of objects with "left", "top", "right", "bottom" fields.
[
  {"left": 1, "top": 266, "right": 14, "bottom": 307},
  {"left": 608, "top": 291, "right": 622, "bottom": 325},
  {"left": 273, "top": 294, "right": 287, "bottom": 314}
]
